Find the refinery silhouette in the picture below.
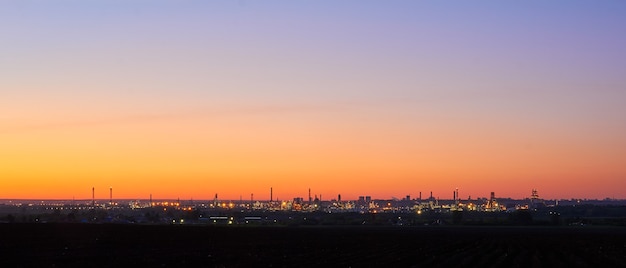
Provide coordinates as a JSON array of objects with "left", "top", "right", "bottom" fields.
[{"left": 2, "top": 186, "right": 625, "bottom": 226}]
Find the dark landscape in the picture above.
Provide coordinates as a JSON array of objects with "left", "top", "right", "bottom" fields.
[{"left": 1, "top": 223, "right": 624, "bottom": 267}]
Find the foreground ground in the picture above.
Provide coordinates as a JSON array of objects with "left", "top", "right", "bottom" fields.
[{"left": 0, "top": 223, "right": 624, "bottom": 267}]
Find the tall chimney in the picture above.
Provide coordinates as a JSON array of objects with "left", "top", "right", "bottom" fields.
[{"left": 92, "top": 187, "right": 95, "bottom": 207}]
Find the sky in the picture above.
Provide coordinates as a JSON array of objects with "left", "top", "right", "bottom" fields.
[{"left": 1, "top": 1, "right": 625, "bottom": 200}]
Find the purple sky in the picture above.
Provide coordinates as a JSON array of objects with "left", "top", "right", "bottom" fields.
[{"left": 1, "top": 1, "right": 625, "bottom": 199}]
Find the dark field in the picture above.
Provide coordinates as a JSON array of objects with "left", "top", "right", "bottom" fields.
[{"left": 1, "top": 223, "right": 625, "bottom": 267}]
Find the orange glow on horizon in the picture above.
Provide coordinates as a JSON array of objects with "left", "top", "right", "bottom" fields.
[{"left": 1, "top": 111, "right": 625, "bottom": 200}]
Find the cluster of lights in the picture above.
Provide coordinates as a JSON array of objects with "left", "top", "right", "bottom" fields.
[{"left": 152, "top": 202, "right": 180, "bottom": 207}]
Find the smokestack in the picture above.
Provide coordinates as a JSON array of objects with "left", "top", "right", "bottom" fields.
[
  {"left": 453, "top": 191, "right": 456, "bottom": 201},
  {"left": 338, "top": 194, "right": 341, "bottom": 202},
  {"left": 419, "top": 192, "right": 422, "bottom": 200},
  {"left": 150, "top": 194, "right": 152, "bottom": 207},
  {"left": 270, "top": 187, "right": 273, "bottom": 202},
  {"left": 92, "top": 187, "right": 95, "bottom": 207},
  {"left": 308, "top": 188, "right": 312, "bottom": 204},
  {"left": 430, "top": 191, "right": 433, "bottom": 199},
  {"left": 110, "top": 187, "right": 113, "bottom": 205}
]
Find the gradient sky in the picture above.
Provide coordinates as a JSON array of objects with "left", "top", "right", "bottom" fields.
[{"left": 1, "top": 1, "right": 625, "bottom": 200}]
